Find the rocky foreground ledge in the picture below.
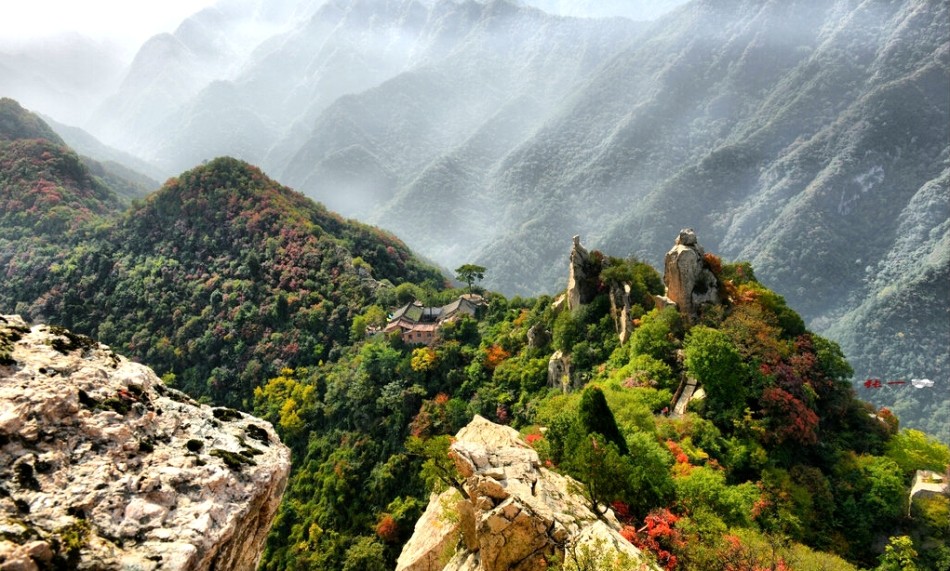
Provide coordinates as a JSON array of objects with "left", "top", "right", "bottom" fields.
[
  {"left": 396, "top": 415, "right": 658, "bottom": 571},
  {"left": 0, "top": 315, "right": 290, "bottom": 571}
]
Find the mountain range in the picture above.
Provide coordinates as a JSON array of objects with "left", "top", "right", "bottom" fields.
[
  {"left": 2, "top": 0, "right": 948, "bottom": 439},
  {"left": 1, "top": 95, "right": 948, "bottom": 569}
]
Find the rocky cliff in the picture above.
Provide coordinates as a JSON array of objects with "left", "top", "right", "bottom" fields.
[
  {"left": 0, "top": 315, "right": 290, "bottom": 570},
  {"left": 396, "top": 415, "right": 657, "bottom": 571}
]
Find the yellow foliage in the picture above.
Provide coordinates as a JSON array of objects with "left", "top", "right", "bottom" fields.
[{"left": 410, "top": 347, "right": 438, "bottom": 372}]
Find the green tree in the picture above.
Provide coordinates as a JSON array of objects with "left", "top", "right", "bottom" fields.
[
  {"left": 564, "top": 433, "right": 632, "bottom": 517},
  {"left": 875, "top": 536, "right": 918, "bottom": 571},
  {"left": 629, "top": 307, "right": 680, "bottom": 364},
  {"left": 341, "top": 536, "right": 388, "bottom": 571},
  {"left": 552, "top": 309, "right": 583, "bottom": 353},
  {"left": 683, "top": 326, "right": 749, "bottom": 423},
  {"left": 455, "top": 263, "right": 486, "bottom": 292},
  {"left": 578, "top": 386, "right": 628, "bottom": 455},
  {"left": 885, "top": 429, "right": 950, "bottom": 478},
  {"left": 406, "top": 435, "right": 465, "bottom": 494},
  {"left": 623, "top": 431, "right": 675, "bottom": 517}
]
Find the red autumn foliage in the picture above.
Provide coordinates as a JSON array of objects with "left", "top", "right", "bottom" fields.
[
  {"left": 622, "top": 509, "right": 683, "bottom": 571},
  {"left": 877, "top": 406, "right": 899, "bottom": 434},
  {"left": 375, "top": 514, "right": 399, "bottom": 543},
  {"left": 759, "top": 387, "right": 819, "bottom": 446},
  {"left": 665, "top": 440, "right": 690, "bottom": 465},
  {"left": 611, "top": 500, "right": 632, "bottom": 523},
  {"left": 703, "top": 252, "right": 723, "bottom": 277},
  {"left": 485, "top": 344, "right": 510, "bottom": 370}
]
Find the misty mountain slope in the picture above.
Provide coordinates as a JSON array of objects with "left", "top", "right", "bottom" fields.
[
  {"left": 378, "top": 93, "right": 551, "bottom": 264},
  {"left": 43, "top": 117, "right": 165, "bottom": 185},
  {"left": 128, "top": 0, "right": 494, "bottom": 175},
  {"left": 0, "top": 34, "right": 125, "bottom": 126},
  {"left": 88, "top": 0, "right": 317, "bottom": 160},
  {"left": 280, "top": 0, "right": 639, "bottom": 218},
  {"left": 824, "top": 167, "right": 950, "bottom": 442},
  {"left": 467, "top": 0, "right": 844, "bottom": 291},
  {"left": 524, "top": 0, "right": 690, "bottom": 21}
]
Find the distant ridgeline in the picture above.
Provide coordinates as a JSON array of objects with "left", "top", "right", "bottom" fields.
[{"left": 2, "top": 98, "right": 948, "bottom": 571}]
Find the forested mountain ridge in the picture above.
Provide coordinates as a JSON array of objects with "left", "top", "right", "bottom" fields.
[
  {"left": 0, "top": 103, "right": 445, "bottom": 408},
  {"left": 0, "top": 98, "right": 127, "bottom": 239},
  {"left": 248, "top": 232, "right": 950, "bottom": 570}
]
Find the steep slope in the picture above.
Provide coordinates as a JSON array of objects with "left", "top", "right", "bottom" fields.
[
  {"left": 0, "top": 157, "right": 445, "bottom": 409},
  {"left": 388, "top": 0, "right": 946, "bottom": 436},
  {"left": 279, "top": 0, "right": 640, "bottom": 219},
  {"left": 524, "top": 0, "right": 689, "bottom": 21},
  {"left": 825, "top": 168, "right": 950, "bottom": 442},
  {"left": 0, "top": 98, "right": 124, "bottom": 238},
  {"left": 45, "top": 116, "right": 165, "bottom": 183}
]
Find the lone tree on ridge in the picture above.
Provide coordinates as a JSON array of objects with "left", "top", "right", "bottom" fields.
[{"left": 455, "top": 264, "right": 486, "bottom": 293}]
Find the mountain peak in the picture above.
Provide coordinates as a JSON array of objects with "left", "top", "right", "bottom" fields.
[{"left": 141, "top": 156, "right": 320, "bottom": 236}]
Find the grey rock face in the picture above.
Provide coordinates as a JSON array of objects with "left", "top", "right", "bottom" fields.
[
  {"left": 608, "top": 281, "right": 633, "bottom": 345},
  {"left": 567, "top": 236, "right": 599, "bottom": 311},
  {"left": 547, "top": 351, "right": 573, "bottom": 393},
  {"left": 0, "top": 316, "right": 290, "bottom": 571},
  {"left": 662, "top": 229, "right": 720, "bottom": 320}
]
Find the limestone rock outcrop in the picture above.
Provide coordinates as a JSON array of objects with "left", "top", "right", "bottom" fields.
[
  {"left": 662, "top": 229, "right": 720, "bottom": 320},
  {"left": 547, "top": 351, "right": 573, "bottom": 392},
  {"left": 526, "top": 323, "right": 550, "bottom": 350},
  {"left": 0, "top": 316, "right": 291, "bottom": 571},
  {"left": 566, "top": 236, "right": 599, "bottom": 311},
  {"left": 396, "top": 415, "right": 657, "bottom": 571},
  {"left": 608, "top": 282, "right": 634, "bottom": 346}
]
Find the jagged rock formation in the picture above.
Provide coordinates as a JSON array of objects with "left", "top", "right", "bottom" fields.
[
  {"left": 662, "top": 229, "right": 721, "bottom": 320},
  {"left": 547, "top": 351, "right": 574, "bottom": 393},
  {"left": 526, "top": 323, "right": 550, "bottom": 350},
  {"left": 566, "top": 236, "right": 599, "bottom": 311},
  {"left": 608, "top": 282, "right": 634, "bottom": 345},
  {"left": 0, "top": 316, "right": 290, "bottom": 571},
  {"left": 396, "top": 415, "right": 656, "bottom": 571}
]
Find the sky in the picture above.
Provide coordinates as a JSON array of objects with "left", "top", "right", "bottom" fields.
[{"left": 0, "top": 0, "right": 217, "bottom": 55}]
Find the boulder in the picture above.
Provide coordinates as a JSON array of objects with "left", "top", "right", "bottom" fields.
[
  {"left": 663, "top": 229, "right": 720, "bottom": 320},
  {"left": 395, "top": 490, "right": 463, "bottom": 571},
  {"left": 397, "top": 415, "right": 658, "bottom": 571},
  {"left": 0, "top": 316, "right": 290, "bottom": 571}
]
